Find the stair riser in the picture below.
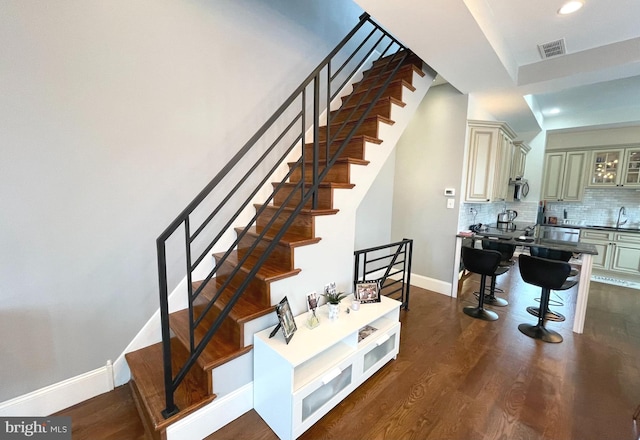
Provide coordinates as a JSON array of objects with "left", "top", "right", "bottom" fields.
[
  {"left": 215, "top": 259, "right": 270, "bottom": 303},
  {"left": 330, "top": 99, "right": 393, "bottom": 125},
  {"left": 317, "top": 117, "right": 380, "bottom": 142},
  {"left": 289, "top": 162, "right": 350, "bottom": 184},
  {"left": 303, "top": 138, "right": 367, "bottom": 160},
  {"left": 342, "top": 81, "right": 406, "bottom": 107},
  {"left": 255, "top": 205, "right": 315, "bottom": 238},
  {"left": 236, "top": 232, "right": 294, "bottom": 271},
  {"left": 355, "top": 64, "right": 418, "bottom": 90},
  {"left": 371, "top": 52, "right": 422, "bottom": 71},
  {"left": 190, "top": 296, "right": 243, "bottom": 348},
  {"left": 273, "top": 185, "right": 333, "bottom": 210}
]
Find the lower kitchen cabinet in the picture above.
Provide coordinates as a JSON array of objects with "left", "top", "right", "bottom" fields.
[
  {"left": 580, "top": 229, "right": 640, "bottom": 274},
  {"left": 611, "top": 233, "right": 640, "bottom": 274},
  {"left": 254, "top": 296, "right": 401, "bottom": 440}
]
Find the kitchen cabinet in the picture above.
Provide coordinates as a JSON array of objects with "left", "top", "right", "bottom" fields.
[
  {"left": 510, "top": 141, "right": 530, "bottom": 180},
  {"left": 621, "top": 148, "right": 640, "bottom": 187},
  {"left": 541, "top": 150, "right": 588, "bottom": 202},
  {"left": 465, "top": 120, "right": 516, "bottom": 202},
  {"left": 580, "top": 229, "right": 640, "bottom": 274},
  {"left": 587, "top": 147, "right": 640, "bottom": 188},
  {"left": 254, "top": 296, "right": 401, "bottom": 440},
  {"left": 587, "top": 148, "right": 625, "bottom": 187}
]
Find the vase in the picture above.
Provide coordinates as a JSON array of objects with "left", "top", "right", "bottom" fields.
[{"left": 328, "top": 303, "right": 340, "bottom": 320}]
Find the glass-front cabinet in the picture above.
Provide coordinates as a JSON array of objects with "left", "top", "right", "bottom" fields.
[
  {"left": 588, "top": 149, "right": 624, "bottom": 187},
  {"left": 588, "top": 147, "right": 640, "bottom": 188},
  {"left": 622, "top": 148, "right": 640, "bottom": 187}
]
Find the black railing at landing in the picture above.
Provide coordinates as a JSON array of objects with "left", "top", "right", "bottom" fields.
[
  {"left": 354, "top": 238, "right": 413, "bottom": 310},
  {"left": 156, "top": 13, "right": 418, "bottom": 417}
]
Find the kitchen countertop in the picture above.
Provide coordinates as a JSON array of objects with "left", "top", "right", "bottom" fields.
[
  {"left": 543, "top": 222, "right": 640, "bottom": 233},
  {"left": 458, "top": 223, "right": 598, "bottom": 255}
]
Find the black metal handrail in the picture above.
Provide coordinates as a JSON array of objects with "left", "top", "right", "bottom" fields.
[
  {"left": 353, "top": 238, "right": 413, "bottom": 310},
  {"left": 156, "top": 12, "right": 414, "bottom": 417}
]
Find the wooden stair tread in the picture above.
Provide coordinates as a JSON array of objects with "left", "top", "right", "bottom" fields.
[
  {"left": 254, "top": 203, "right": 339, "bottom": 216},
  {"left": 125, "top": 340, "right": 216, "bottom": 432},
  {"left": 335, "top": 96, "right": 405, "bottom": 115},
  {"left": 304, "top": 134, "right": 383, "bottom": 149},
  {"left": 170, "top": 308, "right": 255, "bottom": 370},
  {"left": 194, "top": 279, "right": 273, "bottom": 321},
  {"left": 328, "top": 114, "right": 395, "bottom": 128},
  {"left": 214, "top": 250, "right": 302, "bottom": 283},
  {"left": 274, "top": 182, "right": 355, "bottom": 190},
  {"left": 287, "top": 158, "right": 369, "bottom": 167},
  {"left": 237, "top": 226, "right": 322, "bottom": 247}
]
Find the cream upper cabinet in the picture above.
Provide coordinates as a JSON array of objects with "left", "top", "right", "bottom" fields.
[
  {"left": 541, "top": 151, "right": 588, "bottom": 202},
  {"left": 587, "top": 148, "right": 625, "bottom": 187},
  {"left": 465, "top": 121, "right": 516, "bottom": 202},
  {"left": 587, "top": 147, "right": 640, "bottom": 188},
  {"left": 621, "top": 147, "right": 640, "bottom": 187},
  {"left": 510, "top": 141, "right": 530, "bottom": 181}
]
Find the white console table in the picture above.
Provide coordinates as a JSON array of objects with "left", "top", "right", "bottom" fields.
[{"left": 253, "top": 296, "right": 402, "bottom": 440}]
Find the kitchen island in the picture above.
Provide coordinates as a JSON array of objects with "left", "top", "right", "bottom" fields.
[{"left": 451, "top": 225, "right": 598, "bottom": 334}]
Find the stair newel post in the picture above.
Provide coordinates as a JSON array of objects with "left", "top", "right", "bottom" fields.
[
  {"left": 157, "top": 238, "right": 179, "bottom": 418},
  {"left": 311, "top": 73, "right": 320, "bottom": 210}
]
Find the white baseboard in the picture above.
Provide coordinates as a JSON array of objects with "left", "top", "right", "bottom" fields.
[
  {"left": 166, "top": 383, "right": 254, "bottom": 440},
  {"left": 0, "top": 361, "right": 114, "bottom": 416},
  {"left": 409, "top": 274, "right": 452, "bottom": 296}
]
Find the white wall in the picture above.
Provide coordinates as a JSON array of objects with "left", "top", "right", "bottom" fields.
[
  {"left": 389, "top": 84, "right": 469, "bottom": 284},
  {"left": 0, "top": 0, "right": 363, "bottom": 402}
]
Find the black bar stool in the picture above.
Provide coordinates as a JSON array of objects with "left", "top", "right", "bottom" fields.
[
  {"left": 527, "top": 247, "right": 578, "bottom": 322},
  {"left": 460, "top": 246, "right": 502, "bottom": 321},
  {"left": 518, "top": 254, "right": 573, "bottom": 343},
  {"left": 481, "top": 240, "right": 516, "bottom": 307}
]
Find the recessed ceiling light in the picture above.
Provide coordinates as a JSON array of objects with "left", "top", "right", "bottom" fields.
[
  {"left": 558, "top": 1, "right": 584, "bottom": 15},
  {"left": 545, "top": 108, "right": 561, "bottom": 116}
]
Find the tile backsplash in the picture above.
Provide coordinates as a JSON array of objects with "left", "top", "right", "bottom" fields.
[
  {"left": 459, "top": 200, "right": 539, "bottom": 230},
  {"left": 543, "top": 187, "right": 640, "bottom": 228},
  {"left": 458, "top": 187, "right": 640, "bottom": 231}
]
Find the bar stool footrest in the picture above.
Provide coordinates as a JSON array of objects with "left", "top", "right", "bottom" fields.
[{"left": 526, "top": 306, "right": 565, "bottom": 322}]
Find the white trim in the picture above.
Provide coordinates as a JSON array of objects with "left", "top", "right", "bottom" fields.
[
  {"left": 409, "top": 273, "right": 452, "bottom": 296},
  {"left": 0, "top": 361, "right": 114, "bottom": 416},
  {"left": 166, "top": 383, "right": 253, "bottom": 440}
]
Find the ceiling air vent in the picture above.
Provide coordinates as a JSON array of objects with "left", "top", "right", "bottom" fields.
[{"left": 538, "top": 38, "right": 566, "bottom": 59}]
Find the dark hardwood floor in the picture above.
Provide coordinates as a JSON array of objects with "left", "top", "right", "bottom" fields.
[{"left": 57, "top": 258, "right": 640, "bottom": 440}]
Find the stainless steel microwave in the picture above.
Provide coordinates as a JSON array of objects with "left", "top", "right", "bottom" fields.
[{"left": 512, "top": 179, "right": 529, "bottom": 200}]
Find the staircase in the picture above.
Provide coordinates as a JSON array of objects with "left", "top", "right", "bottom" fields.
[{"left": 123, "top": 17, "right": 434, "bottom": 440}]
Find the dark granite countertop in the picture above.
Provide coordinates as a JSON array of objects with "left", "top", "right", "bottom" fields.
[
  {"left": 543, "top": 223, "right": 640, "bottom": 233},
  {"left": 457, "top": 225, "right": 598, "bottom": 255}
]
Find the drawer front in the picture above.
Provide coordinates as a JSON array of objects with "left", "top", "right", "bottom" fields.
[
  {"left": 615, "top": 232, "right": 640, "bottom": 246},
  {"left": 293, "top": 357, "right": 355, "bottom": 434},
  {"left": 357, "top": 323, "right": 401, "bottom": 384},
  {"left": 581, "top": 229, "right": 613, "bottom": 241}
]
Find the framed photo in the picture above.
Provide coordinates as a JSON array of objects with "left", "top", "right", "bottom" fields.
[
  {"left": 355, "top": 280, "right": 380, "bottom": 304},
  {"left": 275, "top": 296, "right": 297, "bottom": 344},
  {"left": 306, "top": 291, "right": 319, "bottom": 311}
]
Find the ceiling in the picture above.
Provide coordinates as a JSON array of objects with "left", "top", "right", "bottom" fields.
[{"left": 354, "top": 0, "right": 640, "bottom": 135}]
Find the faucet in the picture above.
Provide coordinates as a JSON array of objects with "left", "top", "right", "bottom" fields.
[{"left": 616, "top": 206, "right": 627, "bottom": 229}]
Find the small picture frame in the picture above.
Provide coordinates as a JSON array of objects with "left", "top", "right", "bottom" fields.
[
  {"left": 355, "top": 280, "right": 381, "bottom": 304},
  {"left": 275, "top": 296, "right": 297, "bottom": 344},
  {"left": 306, "top": 291, "right": 319, "bottom": 311}
]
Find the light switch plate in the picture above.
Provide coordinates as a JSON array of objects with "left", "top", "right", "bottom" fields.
[{"left": 447, "top": 199, "right": 455, "bottom": 209}]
